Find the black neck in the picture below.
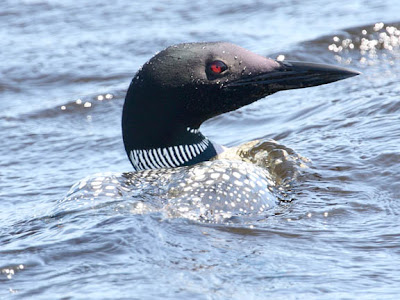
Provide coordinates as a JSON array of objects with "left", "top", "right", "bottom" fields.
[{"left": 122, "top": 79, "right": 217, "bottom": 171}]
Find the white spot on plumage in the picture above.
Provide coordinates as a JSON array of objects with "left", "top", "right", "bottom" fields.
[
  {"left": 232, "top": 172, "right": 241, "bottom": 179},
  {"left": 210, "top": 172, "right": 220, "bottom": 179},
  {"left": 195, "top": 174, "right": 205, "bottom": 180},
  {"left": 234, "top": 180, "right": 243, "bottom": 186}
]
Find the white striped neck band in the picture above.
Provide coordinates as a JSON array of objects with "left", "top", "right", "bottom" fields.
[
  {"left": 129, "top": 139, "right": 210, "bottom": 171},
  {"left": 186, "top": 127, "right": 200, "bottom": 134}
]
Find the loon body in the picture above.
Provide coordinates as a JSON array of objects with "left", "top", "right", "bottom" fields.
[{"left": 122, "top": 42, "right": 359, "bottom": 171}]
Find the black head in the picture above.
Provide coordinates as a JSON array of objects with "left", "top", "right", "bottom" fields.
[
  {"left": 122, "top": 42, "right": 360, "bottom": 169},
  {"left": 126, "top": 42, "right": 285, "bottom": 129}
]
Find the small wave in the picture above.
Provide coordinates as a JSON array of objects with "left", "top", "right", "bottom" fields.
[{"left": 9, "top": 90, "right": 125, "bottom": 122}]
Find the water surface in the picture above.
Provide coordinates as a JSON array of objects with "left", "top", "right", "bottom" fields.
[{"left": 1, "top": 0, "right": 400, "bottom": 299}]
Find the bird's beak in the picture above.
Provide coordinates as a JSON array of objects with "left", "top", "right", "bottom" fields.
[{"left": 226, "top": 60, "right": 360, "bottom": 92}]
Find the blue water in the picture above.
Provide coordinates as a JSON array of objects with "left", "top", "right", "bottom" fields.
[{"left": 1, "top": 0, "right": 400, "bottom": 299}]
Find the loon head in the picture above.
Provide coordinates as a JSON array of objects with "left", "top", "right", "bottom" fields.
[{"left": 122, "top": 42, "right": 359, "bottom": 171}]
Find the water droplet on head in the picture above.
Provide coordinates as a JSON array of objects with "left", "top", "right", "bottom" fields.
[{"left": 276, "top": 54, "right": 285, "bottom": 61}]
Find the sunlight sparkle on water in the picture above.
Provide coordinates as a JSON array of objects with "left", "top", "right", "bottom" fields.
[{"left": 328, "top": 22, "right": 400, "bottom": 65}]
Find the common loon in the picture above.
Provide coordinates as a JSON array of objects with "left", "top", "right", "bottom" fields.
[
  {"left": 122, "top": 42, "right": 359, "bottom": 171},
  {"left": 64, "top": 42, "right": 360, "bottom": 222}
]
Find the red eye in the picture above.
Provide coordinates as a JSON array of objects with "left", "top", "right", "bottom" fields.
[{"left": 209, "top": 60, "right": 228, "bottom": 74}]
